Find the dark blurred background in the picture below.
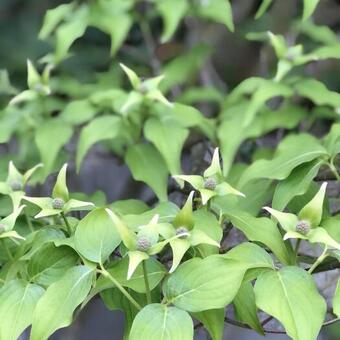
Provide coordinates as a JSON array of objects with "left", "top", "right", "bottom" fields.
[{"left": 1, "top": 0, "right": 340, "bottom": 339}]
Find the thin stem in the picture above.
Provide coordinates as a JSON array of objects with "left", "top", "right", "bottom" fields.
[
  {"left": 142, "top": 260, "right": 152, "bottom": 304},
  {"left": 308, "top": 247, "right": 328, "bottom": 274},
  {"left": 329, "top": 159, "right": 340, "bottom": 181},
  {"left": 0, "top": 239, "right": 13, "bottom": 261},
  {"left": 98, "top": 264, "right": 142, "bottom": 311},
  {"left": 294, "top": 239, "right": 301, "bottom": 265},
  {"left": 294, "top": 239, "right": 301, "bottom": 254},
  {"left": 206, "top": 199, "right": 211, "bottom": 212},
  {"left": 323, "top": 317, "right": 340, "bottom": 326},
  {"left": 60, "top": 212, "right": 72, "bottom": 235},
  {"left": 138, "top": 18, "right": 162, "bottom": 74},
  {"left": 24, "top": 210, "right": 34, "bottom": 233}
]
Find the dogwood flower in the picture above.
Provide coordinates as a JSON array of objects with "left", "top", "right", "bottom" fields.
[
  {"left": 24, "top": 164, "right": 94, "bottom": 218},
  {"left": 264, "top": 182, "right": 340, "bottom": 250},
  {"left": 173, "top": 148, "right": 244, "bottom": 204},
  {"left": 0, "top": 161, "right": 42, "bottom": 208}
]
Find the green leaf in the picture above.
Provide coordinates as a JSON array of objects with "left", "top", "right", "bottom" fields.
[
  {"left": 265, "top": 207, "right": 299, "bottom": 234},
  {"left": 144, "top": 117, "right": 188, "bottom": 175},
  {"left": 173, "top": 191, "right": 195, "bottom": 229},
  {"left": 60, "top": 99, "right": 97, "bottom": 125},
  {"left": 163, "top": 256, "right": 246, "bottom": 312},
  {"left": 243, "top": 80, "right": 292, "bottom": 126},
  {"left": 333, "top": 278, "right": 340, "bottom": 317},
  {"left": 76, "top": 116, "right": 121, "bottom": 171},
  {"left": 30, "top": 265, "right": 94, "bottom": 340},
  {"left": 90, "top": 3, "right": 132, "bottom": 55},
  {"left": 197, "top": 0, "right": 234, "bottom": 32},
  {"left": 123, "top": 202, "right": 179, "bottom": 227},
  {"left": 324, "top": 123, "right": 340, "bottom": 158},
  {"left": 0, "top": 279, "right": 44, "bottom": 340},
  {"left": 302, "top": 0, "right": 320, "bottom": 21},
  {"left": 284, "top": 227, "right": 340, "bottom": 250},
  {"left": 272, "top": 160, "right": 324, "bottom": 210},
  {"left": 20, "top": 227, "right": 66, "bottom": 260},
  {"left": 192, "top": 309, "right": 224, "bottom": 340},
  {"left": 224, "top": 242, "right": 274, "bottom": 270},
  {"left": 219, "top": 104, "right": 306, "bottom": 176},
  {"left": 255, "top": 0, "right": 272, "bottom": 19},
  {"left": 157, "top": 0, "right": 189, "bottom": 42},
  {"left": 129, "top": 303, "right": 193, "bottom": 340},
  {"left": 238, "top": 134, "right": 327, "bottom": 188},
  {"left": 234, "top": 282, "right": 263, "bottom": 335},
  {"left": 105, "top": 208, "right": 137, "bottom": 250},
  {"left": 28, "top": 244, "right": 78, "bottom": 286},
  {"left": 75, "top": 208, "right": 121, "bottom": 263},
  {"left": 161, "top": 45, "right": 211, "bottom": 92},
  {"left": 298, "top": 182, "right": 327, "bottom": 227},
  {"left": 39, "top": 3, "right": 75, "bottom": 39},
  {"left": 127, "top": 251, "right": 149, "bottom": 279},
  {"left": 110, "top": 199, "right": 149, "bottom": 215},
  {"left": 35, "top": 119, "right": 73, "bottom": 177},
  {"left": 27, "top": 60, "right": 40, "bottom": 90},
  {"left": 295, "top": 79, "right": 340, "bottom": 108},
  {"left": 254, "top": 267, "right": 326, "bottom": 340},
  {"left": 120, "top": 63, "right": 141, "bottom": 89},
  {"left": 220, "top": 207, "right": 293, "bottom": 265},
  {"left": 267, "top": 32, "right": 287, "bottom": 58},
  {"left": 125, "top": 143, "right": 168, "bottom": 201},
  {"left": 93, "top": 256, "right": 165, "bottom": 295},
  {"left": 52, "top": 163, "right": 69, "bottom": 201},
  {"left": 55, "top": 6, "right": 89, "bottom": 62},
  {"left": 100, "top": 288, "right": 139, "bottom": 338},
  {"left": 169, "top": 103, "right": 215, "bottom": 140}
]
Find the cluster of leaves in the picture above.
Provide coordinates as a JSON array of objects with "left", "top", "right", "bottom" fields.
[{"left": 1, "top": 0, "right": 340, "bottom": 339}]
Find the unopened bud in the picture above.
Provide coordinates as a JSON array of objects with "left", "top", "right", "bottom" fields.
[
  {"left": 137, "top": 236, "right": 151, "bottom": 252},
  {"left": 10, "top": 180, "right": 22, "bottom": 191},
  {"left": 296, "top": 220, "right": 311, "bottom": 236},
  {"left": 176, "top": 226, "right": 189, "bottom": 239},
  {"left": 204, "top": 177, "right": 217, "bottom": 190},
  {"left": 51, "top": 197, "right": 65, "bottom": 210}
]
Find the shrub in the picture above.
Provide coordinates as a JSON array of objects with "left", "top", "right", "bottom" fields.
[{"left": 0, "top": 1, "right": 340, "bottom": 339}]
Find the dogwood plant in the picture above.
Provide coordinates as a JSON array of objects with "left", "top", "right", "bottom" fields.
[{"left": 1, "top": 1, "right": 340, "bottom": 340}]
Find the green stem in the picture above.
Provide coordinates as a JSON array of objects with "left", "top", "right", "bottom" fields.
[
  {"left": 294, "top": 239, "right": 301, "bottom": 265},
  {"left": 329, "top": 159, "right": 340, "bottom": 181},
  {"left": 24, "top": 210, "right": 34, "bottom": 233},
  {"left": 206, "top": 199, "right": 211, "bottom": 212},
  {"left": 142, "top": 260, "right": 152, "bottom": 304},
  {"left": 99, "top": 264, "right": 142, "bottom": 311},
  {"left": 60, "top": 212, "right": 72, "bottom": 235},
  {"left": 0, "top": 239, "right": 14, "bottom": 261},
  {"left": 308, "top": 247, "right": 328, "bottom": 274}
]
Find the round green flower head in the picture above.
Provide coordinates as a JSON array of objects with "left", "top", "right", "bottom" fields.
[
  {"left": 136, "top": 236, "right": 152, "bottom": 252},
  {"left": 176, "top": 226, "right": 189, "bottom": 239},
  {"left": 10, "top": 180, "right": 23, "bottom": 191},
  {"left": 204, "top": 177, "right": 217, "bottom": 190},
  {"left": 295, "top": 220, "right": 311, "bottom": 236},
  {"left": 51, "top": 197, "right": 65, "bottom": 210},
  {"left": 138, "top": 83, "right": 148, "bottom": 95}
]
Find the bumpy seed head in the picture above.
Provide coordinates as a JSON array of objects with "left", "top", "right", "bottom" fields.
[
  {"left": 176, "top": 226, "right": 189, "bottom": 239},
  {"left": 136, "top": 236, "right": 152, "bottom": 252},
  {"left": 51, "top": 197, "right": 65, "bottom": 210},
  {"left": 204, "top": 177, "right": 217, "bottom": 190},
  {"left": 138, "top": 83, "right": 148, "bottom": 95},
  {"left": 296, "top": 220, "right": 311, "bottom": 236},
  {"left": 9, "top": 180, "right": 22, "bottom": 191}
]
